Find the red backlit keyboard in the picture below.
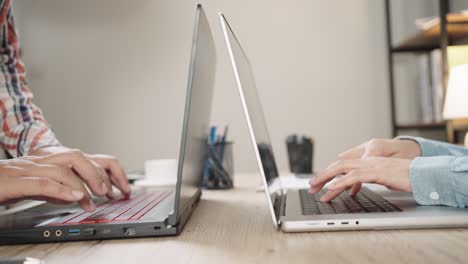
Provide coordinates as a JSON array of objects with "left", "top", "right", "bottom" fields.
[{"left": 46, "top": 189, "right": 173, "bottom": 226}]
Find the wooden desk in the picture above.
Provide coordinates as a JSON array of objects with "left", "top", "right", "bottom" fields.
[{"left": 1, "top": 174, "right": 468, "bottom": 264}]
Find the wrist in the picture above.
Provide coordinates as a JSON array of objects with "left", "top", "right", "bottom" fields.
[
  {"left": 29, "top": 145, "right": 67, "bottom": 156},
  {"left": 394, "top": 136, "right": 422, "bottom": 158}
]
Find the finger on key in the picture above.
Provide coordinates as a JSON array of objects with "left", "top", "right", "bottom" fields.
[{"left": 36, "top": 150, "right": 108, "bottom": 196}]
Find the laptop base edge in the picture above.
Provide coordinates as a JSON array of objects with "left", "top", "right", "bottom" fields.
[
  {"left": 281, "top": 215, "right": 468, "bottom": 232},
  {"left": 0, "top": 220, "right": 178, "bottom": 245}
]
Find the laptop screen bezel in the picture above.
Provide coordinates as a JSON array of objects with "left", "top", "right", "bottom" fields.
[{"left": 219, "top": 13, "right": 281, "bottom": 228}]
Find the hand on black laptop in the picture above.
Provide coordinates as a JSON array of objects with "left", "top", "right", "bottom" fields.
[
  {"left": 30, "top": 146, "right": 131, "bottom": 197},
  {"left": 0, "top": 147, "right": 130, "bottom": 212},
  {"left": 0, "top": 158, "right": 86, "bottom": 206},
  {"left": 308, "top": 157, "right": 412, "bottom": 202}
]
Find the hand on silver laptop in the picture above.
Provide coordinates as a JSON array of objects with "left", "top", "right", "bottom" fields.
[
  {"left": 308, "top": 138, "right": 421, "bottom": 200},
  {"left": 0, "top": 147, "right": 130, "bottom": 212},
  {"left": 337, "top": 138, "right": 421, "bottom": 160},
  {"left": 308, "top": 157, "right": 413, "bottom": 203}
]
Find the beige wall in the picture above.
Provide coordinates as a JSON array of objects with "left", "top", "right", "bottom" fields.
[{"left": 13, "top": 0, "right": 392, "bottom": 173}]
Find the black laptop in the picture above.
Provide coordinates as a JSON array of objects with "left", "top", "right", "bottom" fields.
[{"left": 0, "top": 4, "right": 216, "bottom": 245}]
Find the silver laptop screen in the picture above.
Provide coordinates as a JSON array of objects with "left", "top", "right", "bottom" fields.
[{"left": 220, "top": 14, "right": 281, "bottom": 227}]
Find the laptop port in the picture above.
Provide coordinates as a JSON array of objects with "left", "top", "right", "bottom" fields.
[
  {"left": 81, "top": 228, "right": 96, "bottom": 236},
  {"left": 341, "top": 222, "right": 349, "bottom": 225},
  {"left": 154, "top": 226, "right": 161, "bottom": 230},
  {"left": 55, "top": 229, "right": 62, "bottom": 237},
  {"left": 68, "top": 229, "right": 81, "bottom": 236},
  {"left": 43, "top": 230, "right": 51, "bottom": 238},
  {"left": 123, "top": 227, "right": 136, "bottom": 236},
  {"left": 327, "top": 222, "right": 335, "bottom": 225}
]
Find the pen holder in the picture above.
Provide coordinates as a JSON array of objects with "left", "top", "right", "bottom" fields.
[
  {"left": 202, "top": 141, "right": 234, "bottom": 189},
  {"left": 286, "top": 134, "right": 314, "bottom": 174}
]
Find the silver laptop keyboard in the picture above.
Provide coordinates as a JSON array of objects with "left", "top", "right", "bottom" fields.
[{"left": 299, "top": 188, "right": 401, "bottom": 215}]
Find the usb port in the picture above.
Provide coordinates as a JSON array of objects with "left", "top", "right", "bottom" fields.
[
  {"left": 68, "top": 229, "right": 81, "bottom": 236},
  {"left": 327, "top": 222, "right": 335, "bottom": 225},
  {"left": 341, "top": 222, "right": 349, "bottom": 225}
]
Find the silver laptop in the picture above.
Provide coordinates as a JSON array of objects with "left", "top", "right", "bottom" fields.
[
  {"left": 0, "top": 4, "right": 216, "bottom": 244},
  {"left": 219, "top": 13, "right": 468, "bottom": 232}
]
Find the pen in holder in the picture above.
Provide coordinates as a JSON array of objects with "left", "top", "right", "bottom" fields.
[{"left": 202, "top": 126, "right": 234, "bottom": 189}]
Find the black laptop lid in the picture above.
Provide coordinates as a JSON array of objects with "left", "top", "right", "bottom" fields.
[
  {"left": 169, "top": 4, "right": 216, "bottom": 225},
  {"left": 0, "top": 4, "right": 216, "bottom": 231}
]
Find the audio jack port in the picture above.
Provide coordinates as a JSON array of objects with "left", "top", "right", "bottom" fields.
[
  {"left": 43, "top": 230, "right": 51, "bottom": 237},
  {"left": 55, "top": 229, "right": 62, "bottom": 237}
]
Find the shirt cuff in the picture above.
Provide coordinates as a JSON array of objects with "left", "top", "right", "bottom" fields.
[
  {"left": 409, "top": 156, "right": 458, "bottom": 207},
  {"left": 397, "top": 136, "right": 442, "bottom": 157}
]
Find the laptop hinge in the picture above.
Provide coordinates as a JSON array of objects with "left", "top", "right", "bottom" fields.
[
  {"left": 274, "top": 191, "right": 286, "bottom": 225},
  {"left": 168, "top": 189, "right": 202, "bottom": 227}
]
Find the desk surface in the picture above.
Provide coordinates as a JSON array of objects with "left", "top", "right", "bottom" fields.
[{"left": 1, "top": 174, "right": 468, "bottom": 264}]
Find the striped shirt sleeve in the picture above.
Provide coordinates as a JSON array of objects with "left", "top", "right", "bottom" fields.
[{"left": 0, "top": 0, "right": 60, "bottom": 157}]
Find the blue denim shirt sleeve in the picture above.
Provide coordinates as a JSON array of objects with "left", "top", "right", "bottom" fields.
[
  {"left": 398, "top": 136, "right": 468, "bottom": 207},
  {"left": 398, "top": 136, "right": 468, "bottom": 156}
]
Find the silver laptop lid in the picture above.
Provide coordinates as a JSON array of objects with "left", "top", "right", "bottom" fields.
[
  {"left": 219, "top": 13, "right": 281, "bottom": 228},
  {"left": 170, "top": 4, "right": 216, "bottom": 225}
]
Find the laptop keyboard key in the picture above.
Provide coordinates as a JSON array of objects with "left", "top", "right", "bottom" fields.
[{"left": 299, "top": 188, "right": 401, "bottom": 216}]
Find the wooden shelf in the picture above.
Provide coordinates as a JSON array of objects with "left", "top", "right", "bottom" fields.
[
  {"left": 396, "top": 122, "right": 446, "bottom": 130},
  {"left": 392, "top": 13, "right": 468, "bottom": 53}
]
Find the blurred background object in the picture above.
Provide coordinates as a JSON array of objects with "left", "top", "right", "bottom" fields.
[
  {"left": 286, "top": 134, "right": 314, "bottom": 176},
  {"left": 442, "top": 64, "right": 468, "bottom": 146},
  {"left": 11, "top": 0, "right": 468, "bottom": 175},
  {"left": 443, "top": 64, "right": 468, "bottom": 120},
  {"left": 386, "top": 0, "right": 468, "bottom": 143},
  {"left": 202, "top": 126, "right": 233, "bottom": 189},
  {"left": 134, "top": 159, "right": 178, "bottom": 186}
]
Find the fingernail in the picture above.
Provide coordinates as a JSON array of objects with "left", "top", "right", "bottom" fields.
[
  {"left": 72, "top": 190, "right": 84, "bottom": 200},
  {"left": 101, "top": 182, "right": 108, "bottom": 194},
  {"left": 319, "top": 192, "right": 329, "bottom": 201},
  {"left": 309, "top": 177, "right": 316, "bottom": 184}
]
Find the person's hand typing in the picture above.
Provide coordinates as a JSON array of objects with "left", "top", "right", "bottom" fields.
[
  {"left": 338, "top": 138, "right": 421, "bottom": 160},
  {"left": 0, "top": 148, "right": 131, "bottom": 212},
  {"left": 313, "top": 138, "right": 421, "bottom": 197},
  {"left": 308, "top": 157, "right": 413, "bottom": 202},
  {"left": 0, "top": 157, "right": 92, "bottom": 211}
]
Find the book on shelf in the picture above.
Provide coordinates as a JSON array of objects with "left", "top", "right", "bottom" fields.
[
  {"left": 417, "top": 49, "right": 444, "bottom": 124},
  {"left": 417, "top": 54, "right": 433, "bottom": 123},
  {"left": 431, "top": 49, "right": 444, "bottom": 122}
]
